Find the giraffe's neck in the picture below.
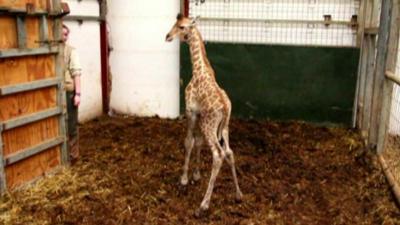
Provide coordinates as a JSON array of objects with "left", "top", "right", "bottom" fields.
[{"left": 187, "top": 27, "right": 213, "bottom": 78}]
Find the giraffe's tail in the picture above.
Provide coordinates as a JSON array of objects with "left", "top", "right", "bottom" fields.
[{"left": 217, "top": 114, "right": 230, "bottom": 150}]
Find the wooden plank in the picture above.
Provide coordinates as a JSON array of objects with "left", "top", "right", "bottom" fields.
[
  {"left": 0, "top": 0, "right": 48, "bottom": 11},
  {"left": 356, "top": 0, "right": 367, "bottom": 46},
  {"left": 2, "top": 116, "right": 59, "bottom": 156},
  {"left": 5, "top": 146, "right": 60, "bottom": 189},
  {"left": 362, "top": 36, "right": 377, "bottom": 140},
  {"left": 355, "top": 38, "right": 370, "bottom": 128},
  {"left": 354, "top": 0, "right": 373, "bottom": 127},
  {"left": 371, "top": 0, "right": 381, "bottom": 28},
  {"left": 2, "top": 107, "right": 61, "bottom": 131},
  {"left": 26, "top": 17, "right": 39, "bottom": 49},
  {"left": 377, "top": 0, "right": 400, "bottom": 153},
  {"left": 0, "top": 16, "right": 17, "bottom": 49},
  {"left": 365, "top": 0, "right": 374, "bottom": 28},
  {"left": 0, "top": 87, "right": 57, "bottom": 121},
  {"left": 0, "top": 9, "right": 48, "bottom": 16},
  {"left": 379, "top": 155, "right": 400, "bottom": 205},
  {"left": 0, "top": 55, "right": 55, "bottom": 87},
  {"left": 354, "top": 0, "right": 370, "bottom": 127},
  {"left": 0, "top": 46, "right": 58, "bottom": 58},
  {"left": 47, "top": 18, "right": 53, "bottom": 42},
  {"left": 4, "top": 136, "right": 64, "bottom": 166},
  {"left": 369, "top": 0, "right": 393, "bottom": 146},
  {"left": 0, "top": 77, "right": 60, "bottom": 96}
]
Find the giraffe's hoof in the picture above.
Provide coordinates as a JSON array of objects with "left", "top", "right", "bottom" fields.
[
  {"left": 235, "top": 191, "right": 243, "bottom": 203},
  {"left": 193, "top": 171, "right": 201, "bottom": 182},
  {"left": 194, "top": 207, "right": 209, "bottom": 218},
  {"left": 180, "top": 176, "right": 189, "bottom": 186}
]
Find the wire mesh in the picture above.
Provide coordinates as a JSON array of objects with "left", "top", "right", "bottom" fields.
[
  {"left": 188, "top": 0, "right": 360, "bottom": 47},
  {"left": 384, "top": 31, "right": 400, "bottom": 191}
]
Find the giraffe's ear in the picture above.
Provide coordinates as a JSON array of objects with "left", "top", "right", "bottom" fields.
[{"left": 177, "top": 13, "right": 184, "bottom": 20}]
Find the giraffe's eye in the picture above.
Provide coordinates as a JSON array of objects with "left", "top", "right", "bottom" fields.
[{"left": 179, "top": 26, "right": 185, "bottom": 30}]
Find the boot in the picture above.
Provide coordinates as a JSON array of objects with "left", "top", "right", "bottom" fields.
[{"left": 69, "top": 135, "right": 80, "bottom": 164}]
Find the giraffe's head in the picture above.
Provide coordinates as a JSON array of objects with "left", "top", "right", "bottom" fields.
[{"left": 165, "top": 13, "right": 198, "bottom": 42}]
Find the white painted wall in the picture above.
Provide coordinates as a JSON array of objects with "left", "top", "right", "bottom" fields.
[
  {"left": 107, "top": 0, "right": 180, "bottom": 118},
  {"left": 389, "top": 35, "right": 400, "bottom": 134},
  {"left": 64, "top": 0, "right": 103, "bottom": 122}
]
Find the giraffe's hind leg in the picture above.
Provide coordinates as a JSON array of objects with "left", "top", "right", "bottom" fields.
[
  {"left": 193, "top": 131, "right": 204, "bottom": 182},
  {"left": 222, "top": 127, "right": 243, "bottom": 201},
  {"left": 181, "top": 111, "right": 197, "bottom": 186},
  {"left": 195, "top": 115, "right": 225, "bottom": 216}
]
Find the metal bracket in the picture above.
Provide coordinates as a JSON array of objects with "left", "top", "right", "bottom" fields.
[
  {"left": 35, "top": 39, "right": 63, "bottom": 45},
  {"left": 195, "top": 0, "right": 206, "bottom": 6}
]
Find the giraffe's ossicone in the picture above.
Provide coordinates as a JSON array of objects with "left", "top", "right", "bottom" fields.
[{"left": 166, "top": 13, "right": 243, "bottom": 217}]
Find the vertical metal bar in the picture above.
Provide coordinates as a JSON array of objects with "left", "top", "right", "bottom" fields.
[
  {"left": 16, "top": 16, "right": 26, "bottom": 48},
  {"left": 184, "top": 0, "right": 189, "bottom": 17},
  {"left": 100, "top": 0, "right": 110, "bottom": 114},
  {"left": 52, "top": 0, "right": 69, "bottom": 165},
  {"left": 377, "top": 0, "right": 400, "bottom": 154},
  {"left": 39, "top": 15, "right": 49, "bottom": 47},
  {"left": 369, "top": 0, "right": 393, "bottom": 147},
  {"left": 0, "top": 125, "right": 7, "bottom": 192}
]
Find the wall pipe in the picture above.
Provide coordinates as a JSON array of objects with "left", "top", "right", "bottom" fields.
[{"left": 99, "top": 0, "right": 109, "bottom": 114}]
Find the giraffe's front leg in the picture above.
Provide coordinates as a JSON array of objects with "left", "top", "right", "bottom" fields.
[{"left": 181, "top": 111, "right": 197, "bottom": 186}]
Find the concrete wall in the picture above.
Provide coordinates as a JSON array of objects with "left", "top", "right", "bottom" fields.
[
  {"left": 64, "top": 0, "right": 103, "bottom": 122},
  {"left": 107, "top": 0, "right": 180, "bottom": 118}
]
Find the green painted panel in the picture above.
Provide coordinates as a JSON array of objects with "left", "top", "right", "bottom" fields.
[{"left": 180, "top": 43, "right": 360, "bottom": 125}]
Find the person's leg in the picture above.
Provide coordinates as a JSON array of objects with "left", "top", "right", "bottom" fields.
[{"left": 66, "top": 91, "right": 79, "bottom": 162}]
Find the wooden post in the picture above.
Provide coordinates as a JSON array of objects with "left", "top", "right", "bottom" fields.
[
  {"left": 16, "top": 16, "right": 26, "bottom": 48},
  {"left": 362, "top": 35, "right": 377, "bottom": 141},
  {"left": 369, "top": 0, "right": 393, "bottom": 147},
  {"left": 356, "top": 0, "right": 366, "bottom": 47},
  {"left": 379, "top": 155, "right": 400, "bottom": 205},
  {"left": 52, "top": 0, "right": 69, "bottom": 165},
  {"left": 355, "top": 0, "right": 378, "bottom": 132},
  {"left": 353, "top": 1, "right": 370, "bottom": 130},
  {"left": 377, "top": 0, "right": 400, "bottom": 154},
  {"left": 0, "top": 125, "right": 6, "bottom": 192},
  {"left": 39, "top": 15, "right": 49, "bottom": 46}
]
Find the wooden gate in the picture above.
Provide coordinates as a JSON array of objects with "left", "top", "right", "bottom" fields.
[{"left": 0, "top": 0, "right": 68, "bottom": 192}]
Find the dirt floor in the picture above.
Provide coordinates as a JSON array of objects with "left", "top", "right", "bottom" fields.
[{"left": 1, "top": 115, "right": 400, "bottom": 225}]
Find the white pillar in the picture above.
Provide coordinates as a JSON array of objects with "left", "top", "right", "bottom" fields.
[{"left": 108, "top": 0, "right": 181, "bottom": 118}]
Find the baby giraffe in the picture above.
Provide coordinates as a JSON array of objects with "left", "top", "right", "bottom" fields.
[{"left": 166, "top": 14, "right": 243, "bottom": 217}]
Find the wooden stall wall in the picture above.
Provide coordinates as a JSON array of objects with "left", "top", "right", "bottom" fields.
[{"left": 0, "top": 0, "right": 68, "bottom": 191}]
